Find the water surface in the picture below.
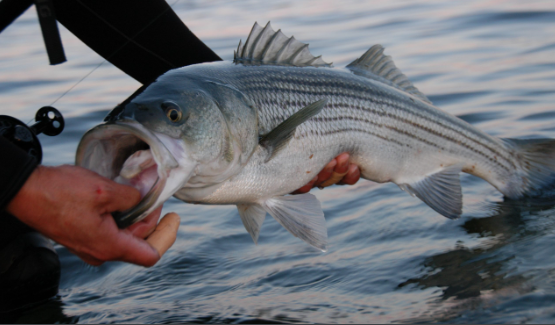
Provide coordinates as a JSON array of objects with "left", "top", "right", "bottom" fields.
[{"left": 2, "top": 0, "right": 555, "bottom": 323}]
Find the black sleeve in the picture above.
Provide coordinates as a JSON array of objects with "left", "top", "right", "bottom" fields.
[
  {"left": 0, "top": 135, "right": 37, "bottom": 211},
  {"left": 52, "top": 0, "right": 223, "bottom": 84}
]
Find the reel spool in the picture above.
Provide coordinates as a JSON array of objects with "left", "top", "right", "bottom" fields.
[{"left": 0, "top": 106, "right": 65, "bottom": 163}]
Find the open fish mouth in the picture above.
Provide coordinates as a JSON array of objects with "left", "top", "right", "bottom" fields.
[{"left": 76, "top": 119, "right": 191, "bottom": 228}]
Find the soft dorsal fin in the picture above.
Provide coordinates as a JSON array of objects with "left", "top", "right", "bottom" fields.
[
  {"left": 234, "top": 22, "right": 331, "bottom": 67},
  {"left": 398, "top": 165, "right": 463, "bottom": 219},
  {"left": 346, "top": 45, "right": 432, "bottom": 104}
]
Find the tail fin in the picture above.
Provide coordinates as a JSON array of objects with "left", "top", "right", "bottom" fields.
[{"left": 503, "top": 138, "right": 555, "bottom": 198}]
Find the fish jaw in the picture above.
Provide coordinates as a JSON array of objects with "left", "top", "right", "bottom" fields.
[{"left": 76, "top": 119, "right": 196, "bottom": 227}]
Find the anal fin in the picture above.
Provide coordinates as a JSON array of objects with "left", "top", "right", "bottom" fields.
[
  {"left": 398, "top": 165, "right": 463, "bottom": 219},
  {"left": 237, "top": 204, "right": 266, "bottom": 244},
  {"left": 262, "top": 193, "right": 328, "bottom": 251}
]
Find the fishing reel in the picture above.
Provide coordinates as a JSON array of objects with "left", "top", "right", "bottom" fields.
[{"left": 0, "top": 106, "right": 65, "bottom": 164}]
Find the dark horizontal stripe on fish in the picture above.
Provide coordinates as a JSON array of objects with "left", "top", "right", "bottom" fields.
[
  {"left": 309, "top": 116, "right": 502, "bottom": 168},
  {"left": 257, "top": 95, "right": 512, "bottom": 172},
  {"left": 311, "top": 104, "right": 511, "bottom": 171},
  {"left": 244, "top": 83, "right": 502, "bottom": 145},
  {"left": 297, "top": 125, "right": 407, "bottom": 148},
  {"left": 242, "top": 80, "right": 506, "bottom": 156},
  {"left": 237, "top": 74, "right": 508, "bottom": 158}
]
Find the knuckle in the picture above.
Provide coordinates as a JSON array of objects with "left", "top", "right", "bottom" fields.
[{"left": 93, "top": 183, "right": 112, "bottom": 204}]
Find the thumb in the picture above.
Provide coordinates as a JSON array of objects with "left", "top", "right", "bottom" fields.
[
  {"left": 112, "top": 230, "right": 161, "bottom": 267},
  {"left": 102, "top": 181, "right": 142, "bottom": 213},
  {"left": 111, "top": 212, "right": 181, "bottom": 266}
]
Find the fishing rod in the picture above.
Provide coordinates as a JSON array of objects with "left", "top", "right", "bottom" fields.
[
  {"left": 0, "top": 0, "right": 66, "bottom": 162},
  {"left": 0, "top": 0, "right": 184, "bottom": 163}
]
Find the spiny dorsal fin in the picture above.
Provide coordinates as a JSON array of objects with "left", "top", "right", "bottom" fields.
[
  {"left": 398, "top": 164, "right": 463, "bottom": 219},
  {"left": 234, "top": 22, "right": 331, "bottom": 68},
  {"left": 346, "top": 45, "right": 432, "bottom": 104}
]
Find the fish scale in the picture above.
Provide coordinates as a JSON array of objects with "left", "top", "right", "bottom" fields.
[
  {"left": 210, "top": 65, "right": 514, "bottom": 172},
  {"left": 77, "top": 22, "right": 555, "bottom": 249},
  {"left": 231, "top": 67, "right": 512, "bottom": 168},
  {"left": 170, "top": 63, "right": 495, "bottom": 204}
]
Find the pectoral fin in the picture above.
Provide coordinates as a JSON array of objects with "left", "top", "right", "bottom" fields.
[
  {"left": 237, "top": 204, "right": 266, "bottom": 244},
  {"left": 259, "top": 99, "right": 327, "bottom": 162},
  {"left": 398, "top": 165, "right": 463, "bottom": 219},
  {"left": 262, "top": 193, "right": 328, "bottom": 251}
]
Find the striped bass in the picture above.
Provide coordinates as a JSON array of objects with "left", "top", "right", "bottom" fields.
[{"left": 76, "top": 22, "right": 555, "bottom": 251}]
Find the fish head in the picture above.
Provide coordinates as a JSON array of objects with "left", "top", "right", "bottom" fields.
[
  {"left": 121, "top": 80, "right": 232, "bottom": 166},
  {"left": 76, "top": 70, "right": 257, "bottom": 227}
]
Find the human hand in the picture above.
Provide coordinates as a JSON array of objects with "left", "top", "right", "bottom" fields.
[
  {"left": 293, "top": 152, "right": 360, "bottom": 194},
  {"left": 6, "top": 165, "right": 180, "bottom": 267}
]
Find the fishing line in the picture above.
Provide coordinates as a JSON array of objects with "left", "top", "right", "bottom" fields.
[{"left": 49, "top": 0, "right": 180, "bottom": 106}]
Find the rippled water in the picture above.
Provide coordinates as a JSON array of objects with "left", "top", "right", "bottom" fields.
[{"left": 2, "top": 0, "right": 555, "bottom": 323}]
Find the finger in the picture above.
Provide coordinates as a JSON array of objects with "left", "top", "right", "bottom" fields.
[
  {"left": 110, "top": 230, "right": 161, "bottom": 267},
  {"left": 146, "top": 213, "right": 181, "bottom": 257},
  {"left": 319, "top": 170, "right": 349, "bottom": 188},
  {"left": 319, "top": 153, "right": 350, "bottom": 187},
  {"left": 67, "top": 248, "right": 104, "bottom": 266},
  {"left": 292, "top": 176, "right": 318, "bottom": 194},
  {"left": 102, "top": 182, "right": 142, "bottom": 213},
  {"left": 313, "top": 160, "right": 337, "bottom": 187},
  {"left": 128, "top": 206, "right": 163, "bottom": 238},
  {"left": 79, "top": 255, "right": 104, "bottom": 266},
  {"left": 333, "top": 153, "right": 350, "bottom": 174},
  {"left": 339, "top": 164, "right": 361, "bottom": 185}
]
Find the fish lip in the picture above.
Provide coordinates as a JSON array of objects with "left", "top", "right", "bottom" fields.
[
  {"left": 76, "top": 119, "right": 179, "bottom": 171},
  {"left": 76, "top": 119, "right": 180, "bottom": 227}
]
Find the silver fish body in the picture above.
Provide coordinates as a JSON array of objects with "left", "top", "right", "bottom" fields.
[
  {"left": 76, "top": 22, "right": 555, "bottom": 250},
  {"left": 174, "top": 62, "right": 518, "bottom": 204}
]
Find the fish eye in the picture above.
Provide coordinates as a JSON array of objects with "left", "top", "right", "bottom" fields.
[{"left": 161, "top": 101, "right": 183, "bottom": 123}]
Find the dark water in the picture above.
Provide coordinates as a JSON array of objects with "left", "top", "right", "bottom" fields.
[{"left": 2, "top": 0, "right": 555, "bottom": 323}]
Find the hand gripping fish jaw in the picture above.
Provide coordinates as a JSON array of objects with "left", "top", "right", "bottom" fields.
[
  {"left": 111, "top": 176, "right": 166, "bottom": 228},
  {"left": 76, "top": 120, "right": 192, "bottom": 228}
]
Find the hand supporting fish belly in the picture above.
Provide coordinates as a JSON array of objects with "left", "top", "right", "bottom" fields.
[
  {"left": 293, "top": 153, "right": 360, "bottom": 194},
  {"left": 76, "top": 22, "right": 555, "bottom": 251}
]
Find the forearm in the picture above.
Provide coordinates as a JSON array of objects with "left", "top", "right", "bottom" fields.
[{"left": 0, "top": 135, "right": 37, "bottom": 211}]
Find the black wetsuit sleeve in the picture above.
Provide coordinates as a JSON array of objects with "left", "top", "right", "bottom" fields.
[
  {"left": 52, "top": 0, "right": 222, "bottom": 84},
  {"left": 0, "top": 135, "right": 37, "bottom": 211}
]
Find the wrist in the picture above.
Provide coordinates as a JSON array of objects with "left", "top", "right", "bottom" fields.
[{"left": 6, "top": 165, "right": 47, "bottom": 222}]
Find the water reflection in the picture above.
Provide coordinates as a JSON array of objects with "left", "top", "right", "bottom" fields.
[{"left": 399, "top": 196, "right": 555, "bottom": 302}]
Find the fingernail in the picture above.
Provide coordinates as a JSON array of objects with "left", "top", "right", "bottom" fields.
[
  {"left": 146, "top": 213, "right": 180, "bottom": 257},
  {"left": 352, "top": 164, "right": 361, "bottom": 177}
]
